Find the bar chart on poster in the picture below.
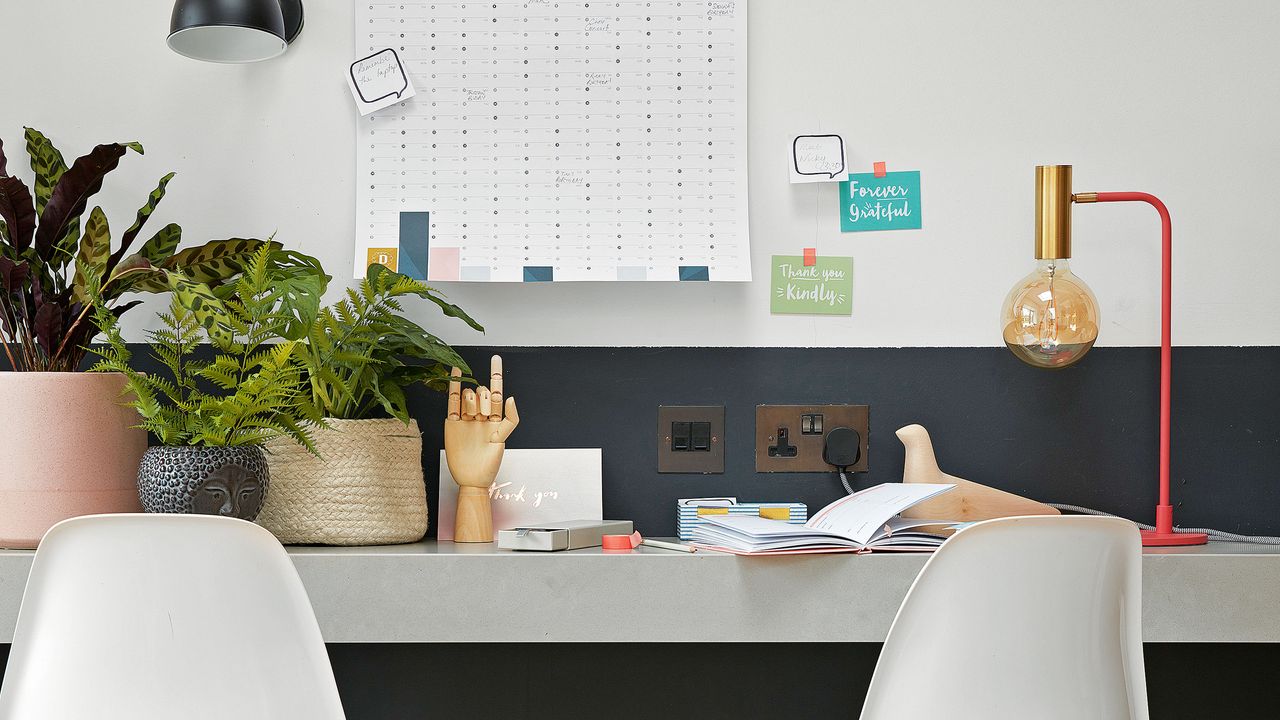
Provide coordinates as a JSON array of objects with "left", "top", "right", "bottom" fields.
[{"left": 354, "top": 0, "right": 750, "bottom": 283}]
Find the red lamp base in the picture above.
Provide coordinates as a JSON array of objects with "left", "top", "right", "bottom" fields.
[{"left": 1141, "top": 529, "right": 1208, "bottom": 547}]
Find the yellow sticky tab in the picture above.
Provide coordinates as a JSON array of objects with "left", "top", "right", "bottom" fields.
[
  {"left": 759, "top": 507, "right": 790, "bottom": 520},
  {"left": 367, "top": 247, "right": 399, "bottom": 272},
  {"left": 697, "top": 507, "right": 728, "bottom": 516}
]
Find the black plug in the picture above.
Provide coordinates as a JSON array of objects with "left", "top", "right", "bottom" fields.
[
  {"left": 824, "top": 426, "right": 862, "bottom": 495},
  {"left": 822, "top": 426, "right": 861, "bottom": 469}
]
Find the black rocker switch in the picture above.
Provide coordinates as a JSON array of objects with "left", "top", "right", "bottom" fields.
[
  {"left": 690, "top": 421, "right": 712, "bottom": 451},
  {"left": 768, "top": 427, "right": 799, "bottom": 458},
  {"left": 671, "top": 421, "right": 692, "bottom": 451}
]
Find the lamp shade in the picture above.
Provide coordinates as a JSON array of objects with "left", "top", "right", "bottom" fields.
[{"left": 168, "top": 0, "right": 297, "bottom": 63}]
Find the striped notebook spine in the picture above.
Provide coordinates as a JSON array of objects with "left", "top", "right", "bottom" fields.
[{"left": 677, "top": 503, "right": 807, "bottom": 541}]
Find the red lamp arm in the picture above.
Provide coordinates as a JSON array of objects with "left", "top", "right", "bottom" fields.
[{"left": 1084, "top": 192, "right": 1196, "bottom": 543}]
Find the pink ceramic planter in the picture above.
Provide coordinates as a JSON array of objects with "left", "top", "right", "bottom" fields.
[{"left": 0, "top": 372, "right": 146, "bottom": 548}]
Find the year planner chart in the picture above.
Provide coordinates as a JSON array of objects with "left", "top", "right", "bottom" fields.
[{"left": 354, "top": 0, "right": 750, "bottom": 282}]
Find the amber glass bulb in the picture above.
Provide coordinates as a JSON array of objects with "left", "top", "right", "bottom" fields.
[{"left": 1001, "top": 259, "right": 1100, "bottom": 369}]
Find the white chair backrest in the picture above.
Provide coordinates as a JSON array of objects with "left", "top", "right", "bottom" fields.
[
  {"left": 0, "top": 514, "right": 345, "bottom": 720},
  {"left": 861, "top": 515, "right": 1147, "bottom": 720}
]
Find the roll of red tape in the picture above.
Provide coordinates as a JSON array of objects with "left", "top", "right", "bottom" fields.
[{"left": 601, "top": 534, "right": 634, "bottom": 550}]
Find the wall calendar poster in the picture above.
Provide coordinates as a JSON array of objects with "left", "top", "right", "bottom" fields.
[{"left": 354, "top": 0, "right": 749, "bottom": 282}]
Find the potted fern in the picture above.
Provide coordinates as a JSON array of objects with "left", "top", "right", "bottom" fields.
[
  {"left": 0, "top": 127, "right": 297, "bottom": 546},
  {"left": 256, "top": 263, "right": 482, "bottom": 545},
  {"left": 91, "top": 244, "right": 330, "bottom": 521}
]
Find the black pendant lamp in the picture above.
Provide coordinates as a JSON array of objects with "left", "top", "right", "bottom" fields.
[{"left": 168, "top": 0, "right": 305, "bottom": 63}]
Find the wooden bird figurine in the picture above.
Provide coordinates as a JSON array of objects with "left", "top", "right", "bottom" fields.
[
  {"left": 444, "top": 356, "right": 520, "bottom": 542},
  {"left": 897, "top": 424, "right": 1059, "bottom": 521}
]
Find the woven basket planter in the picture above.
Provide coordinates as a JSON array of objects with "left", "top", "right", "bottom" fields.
[{"left": 259, "top": 419, "right": 427, "bottom": 545}]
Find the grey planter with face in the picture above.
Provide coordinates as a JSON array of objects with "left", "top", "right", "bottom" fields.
[{"left": 137, "top": 446, "right": 270, "bottom": 521}]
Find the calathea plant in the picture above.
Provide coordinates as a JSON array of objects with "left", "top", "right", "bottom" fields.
[{"left": 0, "top": 128, "right": 284, "bottom": 371}]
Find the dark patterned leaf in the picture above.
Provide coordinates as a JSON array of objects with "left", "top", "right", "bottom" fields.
[
  {"left": 33, "top": 142, "right": 139, "bottom": 260},
  {"left": 33, "top": 299, "right": 64, "bottom": 356},
  {"left": 107, "top": 172, "right": 175, "bottom": 275},
  {"left": 104, "top": 253, "right": 161, "bottom": 296},
  {"left": 163, "top": 237, "right": 281, "bottom": 284},
  {"left": 110, "top": 299, "right": 143, "bottom": 318},
  {"left": 0, "top": 176, "right": 36, "bottom": 252},
  {"left": 23, "top": 128, "right": 68, "bottom": 215},
  {"left": 164, "top": 270, "right": 232, "bottom": 345},
  {"left": 138, "top": 223, "right": 182, "bottom": 263},
  {"left": 0, "top": 256, "right": 29, "bottom": 293},
  {"left": 110, "top": 253, "right": 153, "bottom": 277},
  {"left": 72, "top": 207, "right": 111, "bottom": 300}
]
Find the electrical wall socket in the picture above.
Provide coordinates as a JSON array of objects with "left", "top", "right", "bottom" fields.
[
  {"left": 755, "top": 404, "right": 869, "bottom": 473},
  {"left": 657, "top": 405, "right": 725, "bottom": 474}
]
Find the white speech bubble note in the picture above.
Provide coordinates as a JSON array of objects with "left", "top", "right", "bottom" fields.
[
  {"left": 789, "top": 134, "right": 847, "bottom": 184},
  {"left": 347, "top": 48, "right": 417, "bottom": 116}
]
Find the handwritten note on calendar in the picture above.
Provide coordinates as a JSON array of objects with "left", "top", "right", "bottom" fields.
[{"left": 354, "top": 1, "right": 751, "bottom": 283}]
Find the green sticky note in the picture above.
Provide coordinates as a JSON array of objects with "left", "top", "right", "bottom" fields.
[
  {"left": 771, "top": 255, "right": 853, "bottom": 315},
  {"left": 839, "top": 170, "right": 922, "bottom": 232}
]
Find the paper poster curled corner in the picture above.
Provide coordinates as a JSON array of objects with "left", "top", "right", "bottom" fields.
[
  {"left": 350, "top": 48, "right": 410, "bottom": 104},
  {"left": 792, "top": 134, "right": 846, "bottom": 179}
]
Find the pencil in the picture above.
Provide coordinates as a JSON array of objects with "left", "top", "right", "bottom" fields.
[{"left": 641, "top": 538, "right": 696, "bottom": 553}]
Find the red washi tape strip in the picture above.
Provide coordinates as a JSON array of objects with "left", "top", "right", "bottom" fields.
[
  {"left": 873, "top": 161, "right": 887, "bottom": 178},
  {"left": 803, "top": 248, "right": 817, "bottom": 266},
  {"left": 602, "top": 534, "right": 634, "bottom": 550}
]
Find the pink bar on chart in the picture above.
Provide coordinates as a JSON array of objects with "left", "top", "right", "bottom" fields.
[{"left": 427, "top": 247, "right": 461, "bottom": 281}]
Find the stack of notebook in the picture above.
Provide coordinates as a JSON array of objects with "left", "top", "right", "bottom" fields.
[
  {"left": 677, "top": 498, "right": 807, "bottom": 541},
  {"left": 689, "top": 483, "right": 959, "bottom": 555}
]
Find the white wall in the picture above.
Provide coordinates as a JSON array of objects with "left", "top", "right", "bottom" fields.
[{"left": 3, "top": 0, "right": 1277, "bottom": 347}]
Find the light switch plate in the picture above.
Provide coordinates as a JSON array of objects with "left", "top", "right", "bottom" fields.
[
  {"left": 657, "top": 405, "right": 725, "bottom": 474},
  {"left": 755, "top": 404, "right": 869, "bottom": 473}
]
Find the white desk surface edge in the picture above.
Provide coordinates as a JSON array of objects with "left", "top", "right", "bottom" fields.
[{"left": 0, "top": 541, "right": 1270, "bottom": 643}]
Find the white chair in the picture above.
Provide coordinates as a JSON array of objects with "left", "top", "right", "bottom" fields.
[
  {"left": 861, "top": 515, "right": 1148, "bottom": 720},
  {"left": 0, "top": 514, "right": 345, "bottom": 720}
]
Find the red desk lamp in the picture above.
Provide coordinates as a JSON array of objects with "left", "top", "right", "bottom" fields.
[{"left": 1000, "top": 165, "right": 1207, "bottom": 547}]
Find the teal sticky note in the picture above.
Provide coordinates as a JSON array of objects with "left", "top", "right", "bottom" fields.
[{"left": 839, "top": 170, "right": 922, "bottom": 232}]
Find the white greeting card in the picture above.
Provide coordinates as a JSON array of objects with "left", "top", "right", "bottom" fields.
[{"left": 436, "top": 449, "right": 603, "bottom": 541}]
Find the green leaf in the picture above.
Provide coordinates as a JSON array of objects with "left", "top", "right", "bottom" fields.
[
  {"left": 138, "top": 223, "right": 182, "bottom": 263},
  {"left": 367, "top": 262, "right": 483, "bottom": 332},
  {"left": 71, "top": 206, "right": 111, "bottom": 301},
  {"left": 23, "top": 128, "right": 68, "bottom": 215},
  {"left": 106, "top": 172, "right": 175, "bottom": 275},
  {"left": 164, "top": 270, "right": 232, "bottom": 346},
  {"left": 261, "top": 249, "right": 330, "bottom": 340},
  {"left": 163, "top": 237, "right": 280, "bottom": 284},
  {"left": 422, "top": 289, "right": 484, "bottom": 332},
  {"left": 32, "top": 142, "right": 140, "bottom": 260},
  {"left": 371, "top": 375, "right": 410, "bottom": 423}
]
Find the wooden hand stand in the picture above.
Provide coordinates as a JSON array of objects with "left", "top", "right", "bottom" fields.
[
  {"left": 897, "top": 424, "right": 1058, "bottom": 521},
  {"left": 444, "top": 356, "right": 520, "bottom": 542}
]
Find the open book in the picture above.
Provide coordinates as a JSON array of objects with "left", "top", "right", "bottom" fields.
[{"left": 689, "top": 483, "right": 956, "bottom": 555}]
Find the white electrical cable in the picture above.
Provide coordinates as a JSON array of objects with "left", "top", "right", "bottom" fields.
[{"left": 1046, "top": 503, "right": 1280, "bottom": 545}]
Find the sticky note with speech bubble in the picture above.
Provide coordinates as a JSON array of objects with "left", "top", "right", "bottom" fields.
[
  {"left": 789, "top": 134, "right": 847, "bottom": 184},
  {"left": 347, "top": 48, "right": 417, "bottom": 116}
]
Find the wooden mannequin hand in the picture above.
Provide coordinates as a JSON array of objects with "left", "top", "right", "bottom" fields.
[{"left": 443, "top": 356, "right": 519, "bottom": 489}]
